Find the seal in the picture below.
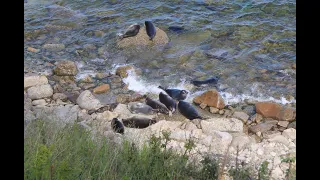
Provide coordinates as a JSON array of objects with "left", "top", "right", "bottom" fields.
[
  {"left": 128, "top": 102, "right": 155, "bottom": 115},
  {"left": 111, "top": 118, "right": 125, "bottom": 134},
  {"left": 145, "top": 21, "right": 156, "bottom": 40},
  {"left": 192, "top": 76, "right": 219, "bottom": 86},
  {"left": 178, "top": 101, "right": 203, "bottom": 120},
  {"left": 159, "top": 92, "right": 177, "bottom": 113},
  {"left": 118, "top": 23, "right": 140, "bottom": 40},
  {"left": 158, "top": 86, "right": 188, "bottom": 101},
  {"left": 122, "top": 116, "right": 157, "bottom": 129},
  {"left": 144, "top": 95, "right": 170, "bottom": 115}
]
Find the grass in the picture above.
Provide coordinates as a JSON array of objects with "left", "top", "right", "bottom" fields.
[{"left": 24, "top": 119, "right": 284, "bottom": 180}]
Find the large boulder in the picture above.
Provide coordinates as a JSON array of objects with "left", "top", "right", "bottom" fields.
[
  {"left": 53, "top": 60, "right": 78, "bottom": 76},
  {"left": 76, "top": 90, "right": 103, "bottom": 111},
  {"left": 24, "top": 75, "right": 48, "bottom": 89},
  {"left": 255, "top": 102, "right": 296, "bottom": 121},
  {"left": 27, "top": 84, "right": 53, "bottom": 100},
  {"left": 117, "top": 27, "right": 169, "bottom": 48},
  {"left": 193, "top": 89, "right": 225, "bottom": 109}
]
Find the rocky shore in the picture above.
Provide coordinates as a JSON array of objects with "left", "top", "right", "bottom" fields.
[{"left": 24, "top": 60, "right": 296, "bottom": 180}]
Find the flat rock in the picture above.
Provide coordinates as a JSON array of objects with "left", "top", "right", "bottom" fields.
[
  {"left": 32, "top": 99, "right": 47, "bottom": 106},
  {"left": 76, "top": 90, "right": 103, "bottom": 110},
  {"left": 232, "top": 111, "right": 249, "bottom": 123},
  {"left": 277, "top": 121, "right": 289, "bottom": 128},
  {"left": 24, "top": 75, "right": 48, "bottom": 89},
  {"left": 93, "top": 84, "right": 110, "bottom": 94},
  {"left": 282, "top": 128, "right": 296, "bottom": 140},
  {"left": 201, "top": 118, "right": 243, "bottom": 133},
  {"left": 27, "top": 84, "right": 53, "bottom": 100},
  {"left": 268, "top": 135, "right": 290, "bottom": 146},
  {"left": 249, "top": 123, "right": 275, "bottom": 133}
]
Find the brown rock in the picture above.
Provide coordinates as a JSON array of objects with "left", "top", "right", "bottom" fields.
[
  {"left": 292, "top": 64, "right": 296, "bottom": 69},
  {"left": 255, "top": 102, "right": 296, "bottom": 121},
  {"left": 249, "top": 123, "right": 275, "bottom": 133},
  {"left": 53, "top": 60, "right": 78, "bottom": 76},
  {"left": 209, "top": 107, "right": 219, "bottom": 114},
  {"left": 115, "top": 65, "right": 136, "bottom": 78},
  {"left": 193, "top": 89, "right": 225, "bottom": 109},
  {"left": 117, "top": 27, "right": 169, "bottom": 48},
  {"left": 27, "top": 47, "right": 40, "bottom": 53},
  {"left": 93, "top": 84, "right": 110, "bottom": 94}
]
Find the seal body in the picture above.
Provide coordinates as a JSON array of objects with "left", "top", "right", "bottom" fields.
[
  {"left": 122, "top": 116, "right": 157, "bottom": 129},
  {"left": 145, "top": 21, "right": 156, "bottom": 40},
  {"left": 111, "top": 118, "right": 124, "bottom": 134},
  {"left": 158, "top": 86, "right": 188, "bottom": 101},
  {"left": 192, "top": 76, "right": 219, "bottom": 86},
  {"left": 159, "top": 92, "right": 177, "bottom": 113},
  {"left": 178, "top": 101, "right": 203, "bottom": 120},
  {"left": 118, "top": 23, "right": 140, "bottom": 40},
  {"left": 144, "top": 96, "right": 169, "bottom": 115},
  {"left": 128, "top": 102, "right": 154, "bottom": 115}
]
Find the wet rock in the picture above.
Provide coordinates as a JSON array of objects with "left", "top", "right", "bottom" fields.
[
  {"left": 27, "top": 84, "right": 53, "bottom": 100},
  {"left": 79, "top": 83, "right": 95, "bottom": 90},
  {"left": 93, "top": 84, "right": 110, "bottom": 94},
  {"left": 53, "top": 60, "right": 78, "bottom": 76},
  {"left": 27, "top": 47, "right": 40, "bottom": 53},
  {"left": 52, "top": 93, "right": 68, "bottom": 101},
  {"left": 42, "top": 43, "right": 65, "bottom": 51},
  {"left": 256, "top": 102, "right": 296, "bottom": 121},
  {"left": 282, "top": 128, "right": 296, "bottom": 140},
  {"left": 249, "top": 123, "right": 275, "bottom": 134},
  {"left": 127, "top": 102, "right": 154, "bottom": 115},
  {"left": 115, "top": 65, "right": 134, "bottom": 78},
  {"left": 277, "top": 121, "right": 289, "bottom": 128},
  {"left": 80, "top": 75, "right": 94, "bottom": 83},
  {"left": 209, "top": 107, "right": 219, "bottom": 113},
  {"left": 287, "top": 121, "right": 296, "bottom": 129},
  {"left": 193, "top": 89, "right": 225, "bottom": 109},
  {"left": 232, "top": 111, "right": 249, "bottom": 123},
  {"left": 76, "top": 90, "right": 103, "bottom": 110},
  {"left": 45, "top": 24, "right": 73, "bottom": 31},
  {"left": 117, "top": 27, "right": 169, "bottom": 48},
  {"left": 95, "top": 72, "right": 109, "bottom": 79},
  {"left": 32, "top": 99, "right": 47, "bottom": 106},
  {"left": 201, "top": 118, "right": 243, "bottom": 133},
  {"left": 24, "top": 75, "right": 48, "bottom": 89}
]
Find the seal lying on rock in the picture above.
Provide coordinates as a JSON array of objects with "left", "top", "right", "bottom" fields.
[
  {"left": 158, "top": 86, "right": 188, "bottom": 101},
  {"left": 178, "top": 101, "right": 203, "bottom": 120},
  {"left": 128, "top": 102, "right": 155, "bottom": 115},
  {"left": 122, "top": 116, "right": 157, "bottom": 129},
  {"left": 117, "top": 23, "right": 140, "bottom": 40},
  {"left": 159, "top": 92, "right": 177, "bottom": 113},
  {"left": 111, "top": 118, "right": 124, "bottom": 134},
  {"left": 144, "top": 95, "right": 170, "bottom": 115},
  {"left": 145, "top": 21, "right": 156, "bottom": 40}
]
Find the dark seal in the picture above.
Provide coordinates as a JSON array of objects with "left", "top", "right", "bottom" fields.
[
  {"left": 144, "top": 95, "right": 169, "bottom": 115},
  {"left": 158, "top": 86, "right": 188, "bottom": 101},
  {"left": 111, "top": 118, "right": 124, "bottom": 134},
  {"left": 122, "top": 116, "right": 157, "bottom": 129},
  {"left": 145, "top": 21, "right": 156, "bottom": 40},
  {"left": 192, "top": 76, "right": 219, "bottom": 86},
  {"left": 159, "top": 92, "right": 177, "bottom": 113},
  {"left": 178, "top": 101, "right": 203, "bottom": 120},
  {"left": 118, "top": 23, "right": 140, "bottom": 40}
]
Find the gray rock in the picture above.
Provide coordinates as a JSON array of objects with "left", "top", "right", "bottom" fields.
[
  {"left": 282, "top": 128, "right": 296, "bottom": 140},
  {"left": 24, "top": 110, "right": 36, "bottom": 127},
  {"left": 232, "top": 111, "right": 249, "bottom": 123},
  {"left": 287, "top": 121, "right": 296, "bottom": 129},
  {"left": 24, "top": 75, "right": 48, "bottom": 89},
  {"left": 201, "top": 118, "right": 243, "bottom": 133},
  {"left": 52, "top": 93, "right": 68, "bottom": 101},
  {"left": 230, "top": 133, "right": 256, "bottom": 150},
  {"left": 27, "top": 84, "right": 53, "bottom": 100},
  {"left": 249, "top": 123, "right": 275, "bottom": 133},
  {"left": 277, "top": 121, "right": 289, "bottom": 128},
  {"left": 43, "top": 43, "right": 65, "bottom": 51},
  {"left": 32, "top": 99, "right": 47, "bottom": 106},
  {"left": 24, "top": 95, "right": 32, "bottom": 111},
  {"left": 76, "top": 90, "right": 103, "bottom": 110},
  {"left": 77, "top": 110, "right": 93, "bottom": 122},
  {"left": 268, "top": 135, "right": 290, "bottom": 146}
]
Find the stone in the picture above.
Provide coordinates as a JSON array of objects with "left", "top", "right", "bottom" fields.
[
  {"left": 76, "top": 90, "right": 103, "bottom": 111},
  {"left": 262, "top": 131, "right": 281, "bottom": 139},
  {"left": 292, "top": 63, "right": 296, "bottom": 69},
  {"left": 282, "top": 128, "right": 296, "bottom": 140},
  {"left": 199, "top": 103, "right": 207, "bottom": 109},
  {"left": 95, "top": 72, "right": 109, "bottom": 79},
  {"left": 24, "top": 95, "right": 32, "bottom": 111},
  {"left": 193, "top": 89, "right": 225, "bottom": 109},
  {"left": 27, "top": 47, "right": 40, "bottom": 53},
  {"left": 169, "top": 129, "right": 192, "bottom": 142},
  {"left": 115, "top": 65, "right": 134, "bottom": 78},
  {"left": 24, "top": 110, "right": 36, "bottom": 126},
  {"left": 117, "top": 27, "right": 169, "bottom": 48},
  {"left": 24, "top": 75, "right": 48, "bottom": 89},
  {"left": 93, "top": 84, "right": 110, "bottom": 94},
  {"left": 264, "top": 118, "right": 279, "bottom": 125},
  {"left": 27, "top": 84, "right": 53, "bottom": 100},
  {"left": 209, "top": 107, "right": 219, "bottom": 113},
  {"left": 287, "top": 121, "right": 296, "bottom": 129},
  {"left": 250, "top": 113, "right": 263, "bottom": 123},
  {"left": 230, "top": 133, "right": 255, "bottom": 150},
  {"left": 271, "top": 166, "right": 285, "bottom": 180},
  {"left": 249, "top": 123, "right": 275, "bottom": 133},
  {"left": 32, "top": 99, "right": 47, "bottom": 106},
  {"left": 53, "top": 60, "right": 78, "bottom": 76},
  {"left": 210, "top": 131, "right": 233, "bottom": 154},
  {"left": 80, "top": 75, "right": 93, "bottom": 83},
  {"left": 255, "top": 102, "right": 296, "bottom": 121},
  {"left": 201, "top": 118, "right": 243, "bottom": 133},
  {"left": 277, "top": 121, "right": 289, "bottom": 128},
  {"left": 52, "top": 93, "right": 68, "bottom": 101},
  {"left": 268, "top": 135, "right": 290, "bottom": 146},
  {"left": 42, "top": 43, "right": 65, "bottom": 51},
  {"left": 219, "top": 110, "right": 225, "bottom": 115},
  {"left": 232, "top": 111, "right": 249, "bottom": 123}
]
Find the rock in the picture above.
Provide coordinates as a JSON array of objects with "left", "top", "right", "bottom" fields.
[
  {"left": 24, "top": 110, "right": 36, "bottom": 127},
  {"left": 95, "top": 72, "right": 109, "bottom": 79},
  {"left": 287, "top": 121, "right": 296, "bottom": 129},
  {"left": 115, "top": 65, "right": 134, "bottom": 78},
  {"left": 255, "top": 102, "right": 296, "bottom": 121},
  {"left": 147, "top": 120, "right": 182, "bottom": 135},
  {"left": 80, "top": 75, "right": 93, "bottom": 83},
  {"left": 169, "top": 129, "right": 192, "bottom": 142},
  {"left": 262, "top": 131, "right": 281, "bottom": 139},
  {"left": 210, "top": 131, "right": 233, "bottom": 154},
  {"left": 76, "top": 90, "right": 103, "bottom": 110},
  {"left": 93, "top": 84, "right": 110, "bottom": 94},
  {"left": 42, "top": 43, "right": 65, "bottom": 51},
  {"left": 114, "top": 103, "right": 155, "bottom": 120},
  {"left": 230, "top": 133, "right": 255, "bottom": 150},
  {"left": 127, "top": 102, "right": 154, "bottom": 115},
  {"left": 232, "top": 111, "right": 249, "bottom": 123},
  {"left": 117, "top": 27, "right": 169, "bottom": 48},
  {"left": 292, "top": 63, "right": 296, "bottom": 69},
  {"left": 277, "top": 121, "right": 289, "bottom": 128},
  {"left": 32, "top": 99, "right": 47, "bottom": 106},
  {"left": 24, "top": 75, "right": 48, "bottom": 89},
  {"left": 53, "top": 60, "right": 78, "bottom": 76},
  {"left": 193, "top": 89, "right": 225, "bottom": 109},
  {"left": 250, "top": 113, "right": 263, "bottom": 123},
  {"left": 27, "top": 84, "right": 53, "bottom": 100},
  {"left": 199, "top": 103, "right": 207, "bottom": 109},
  {"left": 52, "top": 93, "right": 68, "bottom": 101},
  {"left": 268, "top": 135, "right": 290, "bottom": 146},
  {"left": 24, "top": 95, "right": 32, "bottom": 111},
  {"left": 27, "top": 47, "right": 40, "bottom": 53},
  {"left": 271, "top": 166, "right": 285, "bottom": 180},
  {"left": 248, "top": 123, "right": 275, "bottom": 133},
  {"left": 282, "top": 128, "right": 296, "bottom": 140},
  {"left": 219, "top": 110, "right": 225, "bottom": 115},
  {"left": 264, "top": 118, "right": 279, "bottom": 125},
  {"left": 201, "top": 118, "right": 243, "bottom": 133},
  {"left": 209, "top": 107, "right": 219, "bottom": 113}
]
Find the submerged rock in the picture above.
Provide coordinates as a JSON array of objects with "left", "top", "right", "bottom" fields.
[{"left": 53, "top": 60, "right": 78, "bottom": 76}]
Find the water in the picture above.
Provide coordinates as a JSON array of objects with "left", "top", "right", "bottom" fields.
[{"left": 24, "top": 0, "right": 296, "bottom": 105}]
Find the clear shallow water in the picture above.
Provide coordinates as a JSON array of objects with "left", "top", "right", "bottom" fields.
[{"left": 24, "top": 0, "right": 296, "bottom": 105}]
